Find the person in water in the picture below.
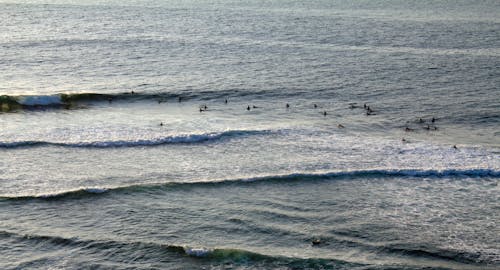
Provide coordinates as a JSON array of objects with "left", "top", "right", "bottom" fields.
[{"left": 247, "top": 105, "right": 250, "bottom": 111}]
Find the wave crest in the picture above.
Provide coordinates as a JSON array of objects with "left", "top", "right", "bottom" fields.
[
  {"left": 0, "top": 129, "right": 272, "bottom": 149},
  {"left": 2, "top": 168, "right": 498, "bottom": 201}
]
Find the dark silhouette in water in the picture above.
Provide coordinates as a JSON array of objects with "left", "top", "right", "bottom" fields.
[
  {"left": 432, "top": 117, "right": 436, "bottom": 123},
  {"left": 253, "top": 105, "right": 259, "bottom": 109},
  {"left": 247, "top": 105, "right": 250, "bottom": 111},
  {"left": 108, "top": 97, "right": 113, "bottom": 104},
  {"left": 453, "top": 145, "right": 458, "bottom": 149},
  {"left": 323, "top": 111, "right": 327, "bottom": 116},
  {"left": 178, "top": 97, "right": 182, "bottom": 103},
  {"left": 405, "top": 127, "right": 414, "bottom": 132},
  {"left": 419, "top": 118, "right": 425, "bottom": 123},
  {"left": 402, "top": 137, "right": 407, "bottom": 142},
  {"left": 225, "top": 99, "right": 228, "bottom": 104},
  {"left": 312, "top": 239, "right": 321, "bottom": 246},
  {"left": 313, "top": 104, "right": 317, "bottom": 108},
  {"left": 160, "top": 122, "right": 163, "bottom": 126},
  {"left": 338, "top": 124, "right": 345, "bottom": 128},
  {"left": 286, "top": 103, "right": 290, "bottom": 109}
]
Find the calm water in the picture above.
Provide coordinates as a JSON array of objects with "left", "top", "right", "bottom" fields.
[{"left": 1, "top": 0, "right": 499, "bottom": 269}]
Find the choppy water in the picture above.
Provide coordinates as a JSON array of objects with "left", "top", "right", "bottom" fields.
[{"left": 1, "top": 0, "right": 499, "bottom": 269}]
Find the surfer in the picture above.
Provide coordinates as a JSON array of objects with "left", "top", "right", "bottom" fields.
[
  {"left": 247, "top": 105, "right": 250, "bottom": 111},
  {"left": 313, "top": 104, "right": 317, "bottom": 108},
  {"left": 338, "top": 124, "right": 345, "bottom": 128},
  {"left": 286, "top": 103, "right": 290, "bottom": 109},
  {"left": 323, "top": 111, "right": 327, "bottom": 116}
]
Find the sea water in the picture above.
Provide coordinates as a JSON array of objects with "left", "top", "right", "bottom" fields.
[{"left": 0, "top": 0, "right": 499, "bottom": 269}]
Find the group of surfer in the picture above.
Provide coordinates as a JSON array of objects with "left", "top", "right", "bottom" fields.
[{"left": 157, "top": 95, "right": 456, "bottom": 149}]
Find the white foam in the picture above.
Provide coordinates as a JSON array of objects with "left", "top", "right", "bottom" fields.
[{"left": 184, "top": 247, "right": 212, "bottom": 257}]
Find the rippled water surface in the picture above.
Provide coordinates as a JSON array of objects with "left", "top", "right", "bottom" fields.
[{"left": 1, "top": 0, "right": 499, "bottom": 269}]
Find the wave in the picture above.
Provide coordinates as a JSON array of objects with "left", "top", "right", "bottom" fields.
[
  {"left": 0, "top": 230, "right": 361, "bottom": 269},
  {"left": 0, "top": 90, "right": 241, "bottom": 109},
  {"left": 0, "top": 129, "right": 272, "bottom": 149},
  {"left": 1, "top": 230, "right": 494, "bottom": 268},
  {"left": 0, "top": 92, "right": 148, "bottom": 110},
  {"left": 2, "top": 168, "right": 498, "bottom": 201},
  {"left": 0, "top": 88, "right": 310, "bottom": 112}
]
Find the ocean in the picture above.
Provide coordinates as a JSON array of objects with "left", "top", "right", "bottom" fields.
[{"left": 1, "top": 0, "right": 499, "bottom": 269}]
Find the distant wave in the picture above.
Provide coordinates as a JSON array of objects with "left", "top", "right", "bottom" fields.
[
  {"left": 2, "top": 168, "right": 498, "bottom": 201},
  {"left": 0, "top": 89, "right": 279, "bottom": 111},
  {"left": 0, "top": 92, "right": 157, "bottom": 110},
  {"left": 0, "top": 129, "right": 273, "bottom": 149}
]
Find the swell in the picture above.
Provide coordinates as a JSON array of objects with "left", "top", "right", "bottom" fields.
[
  {"left": 2, "top": 168, "right": 498, "bottom": 201},
  {"left": 0, "top": 89, "right": 295, "bottom": 111},
  {"left": 1, "top": 230, "right": 492, "bottom": 268},
  {"left": 0, "top": 230, "right": 359, "bottom": 269},
  {"left": 0, "top": 129, "right": 272, "bottom": 149},
  {"left": 321, "top": 232, "right": 497, "bottom": 266}
]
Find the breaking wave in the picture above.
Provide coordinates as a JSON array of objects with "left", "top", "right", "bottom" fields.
[
  {"left": 0, "top": 129, "right": 273, "bottom": 149},
  {"left": 0, "top": 89, "right": 289, "bottom": 111},
  {"left": 0, "top": 230, "right": 361, "bottom": 269}
]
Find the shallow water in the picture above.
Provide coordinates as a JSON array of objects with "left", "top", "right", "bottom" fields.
[{"left": 1, "top": 0, "right": 499, "bottom": 269}]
